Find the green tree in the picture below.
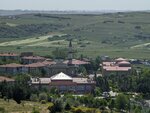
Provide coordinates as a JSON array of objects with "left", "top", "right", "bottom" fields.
[
  {"left": 115, "top": 94, "right": 129, "bottom": 111},
  {"left": 52, "top": 48, "right": 68, "bottom": 59},
  {"left": 109, "top": 99, "right": 115, "bottom": 112},
  {"left": 65, "top": 103, "right": 71, "bottom": 111},
  {"left": 13, "top": 74, "right": 31, "bottom": 104}
]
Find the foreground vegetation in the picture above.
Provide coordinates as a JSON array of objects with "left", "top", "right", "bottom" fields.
[{"left": 0, "top": 61, "right": 150, "bottom": 113}]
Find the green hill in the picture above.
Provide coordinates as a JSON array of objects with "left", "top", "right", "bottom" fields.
[{"left": 0, "top": 12, "right": 150, "bottom": 59}]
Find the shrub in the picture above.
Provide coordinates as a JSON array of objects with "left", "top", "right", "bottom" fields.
[
  {"left": 30, "top": 94, "right": 38, "bottom": 102},
  {"left": 65, "top": 103, "right": 71, "bottom": 111},
  {"left": 41, "top": 100, "right": 46, "bottom": 104},
  {"left": 32, "top": 107, "right": 40, "bottom": 113},
  {"left": 0, "top": 107, "right": 5, "bottom": 113},
  {"left": 39, "top": 93, "right": 47, "bottom": 101}
]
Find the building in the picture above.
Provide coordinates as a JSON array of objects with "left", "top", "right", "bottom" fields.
[
  {"left": 25, "top": 61, "right": 55, "bottom": 75},
  {"left": 0, "top": 40, "right": 89, "bottom": 76},
  {"left": 20, "top": 52, "right": 34, "bottom": 57},
  {"left": 31, "top": 72, "right": 95, "bottom": 94},
  {"left": 101, "top": 58, "right": 132, "bottom": 76},
  {"left": 0, "top": 63, "right": 27, "bottom": 74},
  {"left": 63, "top": 59, "right": 90, "bottom": 66},
  {"left": 0, "top": 53, "right": 19, "bottom": 60},
  {"left": 21, "top": 56, "right": 46, "bottom": 64}
]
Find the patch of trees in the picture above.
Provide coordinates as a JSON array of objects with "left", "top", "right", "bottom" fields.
[
  {"left": 34, "top": 14, "right": 71, "bottom": 20},
  {"left": 48, "top": 34, "right": 70, "bottom": 41},
  {"left": 0, "top": 74, "right": 31, "bottom": 104},
  {"left": 0, "top": 23, "right": 64, "bottom": 38},
  {"left": 118, "top": 20, "right": 125, "bottom": 24},
  {"left": 135, "top": 26, "right": 142, "bottom": 29},
  {"left": 103, "top": 20, "right": 114, "bottom": 23},
  {"left": 136, "top": 69, "right": 150, "bottom": 98},
  {"left": 134, "top": 34, "right": 150, "bottom": 40},
  {"left": 101, "top": 40, "right": 112, "bottom": 44}
]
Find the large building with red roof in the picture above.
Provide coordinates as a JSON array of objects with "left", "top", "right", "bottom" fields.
[
  {"left": 101, "top": 58, "right": 132, "bottom": 76},
  {"left": 31, "top": 72, "right": 95, "bottom": 94}
]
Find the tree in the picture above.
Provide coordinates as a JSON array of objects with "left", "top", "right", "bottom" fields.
[
  {"left": 13, "top": 83, "right": 25, "bottom": 104},
  {"left": 13, "top": 74, "right": 31, "bottom": 104},
  {"left": 115, "top": 94, "right": 129, "bottom": 111},
  {"left": 96, "top": 76, "right": 110, "bottom": 92},
  {"left": 65, "top": 103, "right": 71, "bottom": 111},
  {"left": 52, "top": 48, "right": 68, "bottom": 59},
  {"left": 52, "top": 99, "right": 63, "bottom": 112},
  {"left": 109, "top": 99, "right": 115, "bottom": 112}
]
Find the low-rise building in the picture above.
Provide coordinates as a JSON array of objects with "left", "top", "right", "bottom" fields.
[
  {"left": 21, "top": 56, "right": 46, "bottom": 64},
  {"left": 31, "top": 72, "right": 96, "bottom": 94},
  {"left": 0, "top": 53, "right": 19, "bottom": 60},
  {"left": 0, "top": 63, "right": 27, "bottom": 74}
]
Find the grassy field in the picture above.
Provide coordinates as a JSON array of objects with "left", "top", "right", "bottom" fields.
[
  {"left": 0, "top": 12, "right": 150, "bottom": 59},
  {"left": 0, "top": 99, "right": 49, "bottom": 113}
]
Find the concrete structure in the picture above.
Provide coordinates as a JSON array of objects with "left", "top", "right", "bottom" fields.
[{"left": 31, "top": 72, "right": 95, "bottom": 94}]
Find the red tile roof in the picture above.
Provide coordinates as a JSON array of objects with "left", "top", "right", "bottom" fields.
[
  {"left": 0, "top": 53, "right": 18, "bottom": 57},
  {"left": 64, "top": 59, "right": 89, "bottom": 65},
  {"left": 117, "top": 61, "right": 131, "bottom": 65},
  {"left": 102, "top": 62, "right": 115, "bottom": 66},
  {"left": 25, "top": 61, "right": 55, "bottom": 68},
  {"left": 115, "top": 58, "right": 127, "bottom": 61},
  {"left": 22, "top": 56, "right": 46, "bottom": 60},
  {"left": 103, "top": 66, "right": 131, "bottom": 71},
  {"left": 0, "top": 76, "right": 15, "bottom": 82},
  {"left": 0, "top": 63, "right": 23, "bottom": 68}
]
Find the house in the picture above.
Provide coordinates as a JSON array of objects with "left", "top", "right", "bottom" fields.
[
  {"left": 31, "top": 72, "right": 96, "bottom": 94},
  {"left": 0, "top": 53, "right": 19, "bottom": 60},
  {"left": 101, "top": 58, "right": 132, "bottom": 76},
  {"left": 0, "top": 63, "right": 27, "bottom": 74},
  {"left": 21, "top": 56, "right": 46, "bottom": 64}
]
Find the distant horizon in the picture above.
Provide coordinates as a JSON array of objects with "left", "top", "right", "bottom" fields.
[
  {"left": 0, "top": 0, "right": 150, "bottom": 11},
  {"left": 0, "top": 9, "right": 150, "bottom": 12}
]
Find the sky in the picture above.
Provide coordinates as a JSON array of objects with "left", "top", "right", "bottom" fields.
[{"left": 0, "top": 0, "right": 150, "bottom": 11}]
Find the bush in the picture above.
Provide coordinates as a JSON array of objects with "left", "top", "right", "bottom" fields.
[
  {"left": 0, "top": 107, "right": 5, "bottom": 113},
  {"left": 41, "top": 100, "right": 46, "bottom": 104},
  {"left": 39, "top": 93, "right": 47, "bottom": 101},
  {"left": 30, "top": 94, "right": 38, "bottom": 102},
  {"left": 65, "top": 103, "right": 71, "bottom": 111},
  {"left": 47, "top": 103, "right": 55, "bottom": 113},
  {"left": 71, "top": 106, "right": 96, "bottom": 113},
  {"left": 32, "top": 107, "right": 40, "bottom": 113}
]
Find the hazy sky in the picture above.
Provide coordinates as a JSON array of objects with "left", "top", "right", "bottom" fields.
[{"left": 0, "top": 0, "right": 150, "bottom": 11}]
